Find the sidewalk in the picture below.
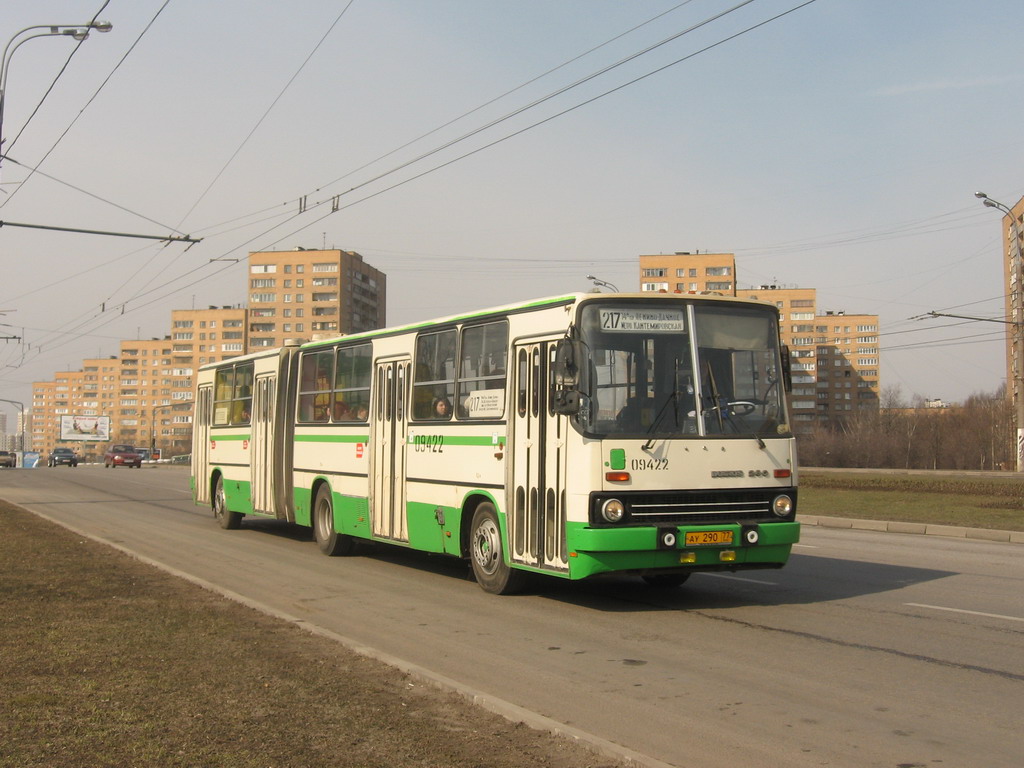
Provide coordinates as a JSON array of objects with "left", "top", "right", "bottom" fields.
[{"left": 800, "top": 514, "right": 1024, "bottom": 544}]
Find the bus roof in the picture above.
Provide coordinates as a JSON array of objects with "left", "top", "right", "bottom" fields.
[{"left": 297, "top": 291, "right": 780, "bottom": 352}]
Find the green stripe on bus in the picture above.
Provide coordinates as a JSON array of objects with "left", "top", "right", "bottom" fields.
[
  {"left": 209, "top": 434, "right": 250, "bottom": 441},
  {"left": 407, "top": 435, "right": 505, "bottom": 446},
  {"left": 295, "top": 434, "right": 370, "bottom": 443}
]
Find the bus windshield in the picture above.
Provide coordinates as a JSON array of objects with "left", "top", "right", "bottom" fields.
[{"left": 576, "top": 301, "right": 788, "bottom": 439}]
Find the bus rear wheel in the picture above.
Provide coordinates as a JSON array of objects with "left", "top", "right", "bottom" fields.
[
  {"left": 469, "top": 503, "right": 526, "bottom": 595},
  {"left": 213, "top": 477, "right": 242, "bottom": 530},
  {"left": 314, "top": 485, "right": 355, "bottom": 556}
]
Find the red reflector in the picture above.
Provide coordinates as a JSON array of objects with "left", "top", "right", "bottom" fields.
[
  {"left": 774, "top": 469, "right": 791, "bottom": 478},
  {"left": 606, "top": 471, "right": 630, "bottom": 482}
]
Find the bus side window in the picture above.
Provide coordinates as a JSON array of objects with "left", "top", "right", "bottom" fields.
[{"left": 413, "top": 329, "right": 456, "bottom": 420}]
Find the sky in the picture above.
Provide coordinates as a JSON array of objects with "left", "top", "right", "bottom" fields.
[{"left": 2, "top": 0, "right": 1023, "bottom": 419}]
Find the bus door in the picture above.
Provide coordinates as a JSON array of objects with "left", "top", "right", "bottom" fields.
[
  {"left": 250, "top": 374, "right": 276, "bottom": 515},
  {"left": 371, "top": 358, "right": 410, "bottom": 542},
  {"left": 510, "top": 340, "right": 568, "bottom": 573},
  {"left": 194, "top": 384, "right": 213, "bottom": 505}
]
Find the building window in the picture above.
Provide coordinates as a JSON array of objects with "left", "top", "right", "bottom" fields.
[
  {"left": 705, "top": 266, "right": 732, "bottom": 276},
  {"left": 642, "top": 268, "right": 666, "bottom": 277},
  {"left": 250, "top": 265, "right": 277, "bottom": 274}
]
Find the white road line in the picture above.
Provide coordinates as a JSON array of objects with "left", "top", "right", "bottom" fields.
[
  {"left": 793, "top": 543, "right": 817, "bottom": 549},
  {"left": 905, "top": 603, "right": 1024, "bottom": 624},
  {"left": 703, "top": 573, "right": 776, "bottom": 585}
]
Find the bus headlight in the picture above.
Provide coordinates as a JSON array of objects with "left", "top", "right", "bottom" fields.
[
  {"left": 601, "top": 498, "right": 625, "bottom": 523},
  {"left": 772, "top": 494, "right": 794, "bottom": 517}
]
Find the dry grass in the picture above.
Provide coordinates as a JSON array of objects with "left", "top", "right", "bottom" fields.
[
  {"left": 799, "top": 471, "right": 1024, "bottom": 530},
  {"left": 0, "top": 501, "right": 621, "bottom": 768}
]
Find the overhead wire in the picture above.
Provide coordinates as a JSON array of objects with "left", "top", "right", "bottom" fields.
[{"left": 4, "top": 0, "right": 826, "bottom": 375}]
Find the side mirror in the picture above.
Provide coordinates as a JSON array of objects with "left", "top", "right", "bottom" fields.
[
  {"left": 552, "top": 389, "right": 583, "bottom": 415},
  {"left": 553, "top": 339, "right": 582, "bottom": 387}
]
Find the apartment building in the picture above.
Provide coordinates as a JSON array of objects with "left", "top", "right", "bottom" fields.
[
  {"left": 737, "top": 285, "right": 880, "bottom": 430},
  {"left": 248, "top": 248, "right": 386, "bottom": 350},
  {"left": 636, "top": 251, "right": 880, "bottom": 431},
  {"left": 30, "top": 357, "right": 118, "bottom": 460},
  {"left": 639, "top": 252, "right": 736, "bottom": 294},
  {"left": 165, "top": 306, "right": 250, "bottom": 455},
  {"left": 997, "top": 195, "right": 1024, "bottom": 424}
]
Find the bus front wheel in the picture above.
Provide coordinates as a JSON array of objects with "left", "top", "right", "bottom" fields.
[
  {"left": 313, "top": 485, "right": 355, "bottom": 556},
  {"left": 213, "top": 477, "right": 242, "bottom": 530},
  {"left": 469, "top": 503, "right": 526, "bottom": 595}
]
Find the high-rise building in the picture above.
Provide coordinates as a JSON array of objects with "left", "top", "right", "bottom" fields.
[
  {"left": 736, "top": 285, "right": 879, "bottom": 430},
  {"left": 636, "top": 252, "right": 879, "bottom": 431},
  {"left": 247, "top": 248, "right": 386, "bottom": 350},
  {"left": 639, "top": 252, "right": 736, "bottom": 294},
  {"left": 997, "top": 196, "right": 1024, "bottom": 433}
]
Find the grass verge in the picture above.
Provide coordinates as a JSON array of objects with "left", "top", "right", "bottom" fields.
[
  {"left": 799, "top": 470, "right": 1024, "bottom": 531},
  {"left": 0, "top": 501, "right": 621, "bottom": 768}
]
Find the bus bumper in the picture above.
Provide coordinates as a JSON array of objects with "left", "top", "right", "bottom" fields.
[{"left": 565, "top": 520, "right": 801, "bottom": 580}]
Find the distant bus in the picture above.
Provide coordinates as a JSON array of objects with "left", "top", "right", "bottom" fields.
[{"left": 191, "top": 292, "right": 799, "bottom": 593}]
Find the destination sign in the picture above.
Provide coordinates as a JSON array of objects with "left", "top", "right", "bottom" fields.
[{"left": 599, "top": 308, "right": 685, "bottom": 333}]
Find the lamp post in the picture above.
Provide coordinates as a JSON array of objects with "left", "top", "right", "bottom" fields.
[
  {"left": 976, "top": 191, "right": 1024, "bottom": 471},
  {"left": 0, "top": 397, "right": 26, "bottom": 467},
  {"left": 586, "top": 274, "right": 619, "bottom": 293},
  {"left": 0, "top": 20, "right": 113, "bottom": 177},
  {"left": 152, "top": 403, "right": 179, "bottom": 459}
]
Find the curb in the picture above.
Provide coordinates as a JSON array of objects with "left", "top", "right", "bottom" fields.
[{"left": 800, "top": 515, "right": 1024, "bottom": 544}]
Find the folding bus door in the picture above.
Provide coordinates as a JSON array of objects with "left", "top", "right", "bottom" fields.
[
  {"left": 250, "top": 374, "right": 276, "bottom": 515},
  {"left": 371, "top": 358, "right": 410, "bottom": 542},
  {"left": 509, "top": 340, "right": 568, "bottom": 573},
  {"left": 193, "top": 384, "right": 213, "bottom": 505}
]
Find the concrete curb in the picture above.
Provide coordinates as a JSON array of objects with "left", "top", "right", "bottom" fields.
[{"left": 800, "top": 514, "right": 1024, "bottom": 544}]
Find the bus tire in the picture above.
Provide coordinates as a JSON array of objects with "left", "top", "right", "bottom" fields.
[
  {"left": 313, "top": 485, "right": 355, "bottom": 556},
  {"left": 642, "top": 572, "right": 691, "bottom": 589},
  {"left": 213, "top": 476, "right": 242, "bottom": 530},
  {"left": 469, "top": 502, "right": 526, "bottom": 595}
]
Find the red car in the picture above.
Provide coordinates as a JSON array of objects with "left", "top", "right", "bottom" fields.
[{"left": 104, "top": 444, "right": 142, "bottom": 469}]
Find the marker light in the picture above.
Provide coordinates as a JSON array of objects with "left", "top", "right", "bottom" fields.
[
  {"left": 719, "top": 550, "right": 737, "bottom": 562},
  {"left": 605, "top": 471, "right": 630, "bottom": 482},
  {"left": 774, "top": 469, "right": 791, "bottom": 479},
  {"left": 600, "top": 498, "right": 625, "bottom": 523}
]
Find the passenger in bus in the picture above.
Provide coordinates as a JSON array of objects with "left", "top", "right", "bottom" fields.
[
  {"left": 432, "top": 397, "right": 452, "bottom": 419},
  {"left": 356, "top": 405, "right": 369, "bottom": 421},
  {"left": 333, "top": 401, "right": 351, "bottom": 421}
]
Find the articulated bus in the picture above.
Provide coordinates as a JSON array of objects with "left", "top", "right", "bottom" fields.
[{"left": 191, "top": 292, "right": 799, "bottom": 594}]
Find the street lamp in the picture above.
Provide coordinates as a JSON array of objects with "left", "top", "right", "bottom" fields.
[
  {"left": 586, "top": 274, "right": 619, "bottom": 293},
  {"left": 0, "top": 20, "right": 113, "bottom": 176},
  {"left": 976, "top": 191, "right": 1024, "bottom": 471}
]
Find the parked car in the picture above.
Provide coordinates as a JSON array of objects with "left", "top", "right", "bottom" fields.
[
  {"left": 104, "top": 444, "right": 142, "bottom": 469},
  {"left": 136, "top": 448, "right": 151, "bottom": 462},
  {"left": 0, "top": 450, "right": 16, "bottom": 469},
  {"left": 48, "top": 447, "right": 79, "bottom": 467}
]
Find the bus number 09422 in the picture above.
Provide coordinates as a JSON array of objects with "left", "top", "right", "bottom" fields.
[{"left": 413, "top": 434, "right": 444, "bottom": 453}]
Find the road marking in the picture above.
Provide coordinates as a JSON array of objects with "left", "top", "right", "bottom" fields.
[
  {"left": 703, "top": 573, "right": 776, "bottom": 585},
  {"left": 793, "top": 543, "right": 817, "bottom": 549},
  {"left": 905, "top": 603, "right": 1024, "bottom": 624}
]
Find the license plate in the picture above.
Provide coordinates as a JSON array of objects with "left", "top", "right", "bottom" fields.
[{"left": 685, "top": 530, "right": 734, "bottom": 546}]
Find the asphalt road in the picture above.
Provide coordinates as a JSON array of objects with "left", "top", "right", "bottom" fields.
[{"left": 3, "top": 465, "right": 1022, "bottom": 768}]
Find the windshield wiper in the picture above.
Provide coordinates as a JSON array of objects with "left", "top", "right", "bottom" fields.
[{"left": 642, "top": 363, "right": 691, "bottom": 451}]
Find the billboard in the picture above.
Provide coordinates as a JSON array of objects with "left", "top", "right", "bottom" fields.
[{"left": 60, "top": 415, "right": 111, "bottom": 442}]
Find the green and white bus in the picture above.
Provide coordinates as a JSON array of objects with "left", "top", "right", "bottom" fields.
[{"left": 191, "top": 292, "right": 799, "bottom": 593}]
